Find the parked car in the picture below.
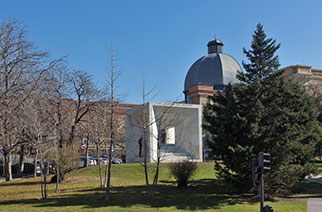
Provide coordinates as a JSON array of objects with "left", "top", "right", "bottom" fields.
[
  {"left": 100, "top": 155, "right": 108, "bottom": 159},
  {"left": 99, "top": 158, "right": 108, "bottom": 164},
  {"left": 112, "top": 158, "right": 123, "bottom": 164},
  {"left": 99, "top": 157, "right": 122, "bottom": 164},
  {"left": 10, "top": 162, "right": 41, "bottom": 176},
  {"left": 36, "top": 162, "right": 41, "bottom": 176},
  {"left": 89, "top": 157, "right": 97, "bottom": 165},
  {"left": 79, "top": 156, "right": 97, "bottom": 167},
  {"left": 88, "top": 155, "right": 122, "bottom": 164}
]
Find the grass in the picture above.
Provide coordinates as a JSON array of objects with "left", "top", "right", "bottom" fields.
[
  {"left": 0, "top": 162, "right": 322, "bottom": 211},
  {"left": 315, "top": 162, "right": 322, "bottom": 172}
]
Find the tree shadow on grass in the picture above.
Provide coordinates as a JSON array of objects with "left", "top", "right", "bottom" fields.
[
  {"left": 0, "top": 178, "right": 247, "bottom": 211},
  {"left": 277, "top": 180, "right": 322, "bottom": 199},
  {"left": 0, "top": 180, "right": 42, "bottom": 187}
]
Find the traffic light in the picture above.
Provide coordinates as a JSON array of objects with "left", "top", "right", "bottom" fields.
[
  {"left": 252, "top": 166, "right": 261, "bottom": 183},
  {"left": 257, "top": 152, "right": 272, "bottom": 212},
  {"left": 259, "top": 152, "right": 270, "bottom": 174}
]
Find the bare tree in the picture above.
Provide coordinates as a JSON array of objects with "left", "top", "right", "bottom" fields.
[
  {"left": 79, "top": 121, "right": 91, "bottom": 168},
  {"left": 85, "top": 106, "right": 109, "bottom": 187},
  {"left": 125, "top": 70, "right": 194, "bottom": 197},
  {"left": 67, "top": 70, "right": 99, "bottom": 145},
  {"left": 28, "top": 94, "right": 53, "bottom": 199},
  {"left": 0, "top": 18, "right": 56, "bottom": 181},
  {"left": 44, "top": 63, "right": 71, "bottom": 192},
  {"left": 138, "top": 69, "right": 166, "bottom": 197},
  {"left": 127, "top": 101, "right": 194, "bottom": 196},
  {"left": 105, "top": 41, "right": 122, "bottom": 201}
]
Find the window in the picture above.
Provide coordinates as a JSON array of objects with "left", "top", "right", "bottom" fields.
[{"left": 166, "top": 127, "right": 175, "bottom": 144}]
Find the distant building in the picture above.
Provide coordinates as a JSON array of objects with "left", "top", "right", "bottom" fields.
[
  {"left": 183, "top": 39, "right": 322, "bottom": 106},
  {"left": 282, "top": 65, "right": 322, "bottom": 96}
]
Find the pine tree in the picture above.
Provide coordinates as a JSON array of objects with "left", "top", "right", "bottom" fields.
[{"left": 204, "top": 23, "right": 320, "bottom": 196}]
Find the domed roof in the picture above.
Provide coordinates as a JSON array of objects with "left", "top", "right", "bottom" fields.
[{"left": 184, "top": 39, "right": 241, "bottom": 92}]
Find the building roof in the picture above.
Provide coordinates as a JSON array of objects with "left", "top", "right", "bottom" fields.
[{"left": 184, "top": 39, "right": 241, "bottom": 92}]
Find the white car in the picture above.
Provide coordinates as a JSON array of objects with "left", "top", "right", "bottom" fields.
[
  {"left": 112, "top": 158, "right": 123, "bottom": 164},
  {"left": 79, "top": 156, "right": 97, "bottom": 167},
  {"left": 99, "top": 158, "right": 108, "bottom": 164}
]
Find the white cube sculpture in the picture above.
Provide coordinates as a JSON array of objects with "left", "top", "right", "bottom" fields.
[
  {"left": 308, "top": 198, "right": 322, "bottom": 212},
  {"left": 125, "top": 102, "right": 202, "bottom": 163}
]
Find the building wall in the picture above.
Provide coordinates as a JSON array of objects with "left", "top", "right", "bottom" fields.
[{"left": 188, "top": 84, "right": 214, "bottom": 105}]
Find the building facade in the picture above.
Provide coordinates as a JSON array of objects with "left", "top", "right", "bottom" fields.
[{"left": 282, "top": 65, "right": 322, "bottom": 96}]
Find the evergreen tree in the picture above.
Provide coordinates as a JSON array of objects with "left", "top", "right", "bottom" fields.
[{"left": 204, "top": 23, "right": 319, "bottom": 196}]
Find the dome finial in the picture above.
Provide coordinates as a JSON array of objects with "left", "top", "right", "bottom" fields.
[{"left": 207, "top": 38, "right": 223, "bottom": 54}]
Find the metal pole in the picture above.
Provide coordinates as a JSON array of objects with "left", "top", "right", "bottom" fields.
[{"left": 260, "top": 173, "right": 264, "bottom": 212}]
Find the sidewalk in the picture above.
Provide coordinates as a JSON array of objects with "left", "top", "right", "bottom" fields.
[{"left": 305, "top": 174, "right": 322, "bottom": 184}]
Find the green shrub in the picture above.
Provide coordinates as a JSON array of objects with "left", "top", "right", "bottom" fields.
[{"left": 168, "top": 160, "right": 198, "bottom": 187}]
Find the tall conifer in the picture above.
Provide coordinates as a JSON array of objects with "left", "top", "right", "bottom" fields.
[{"left": 204, "top": 23, "right": 319, "bottom": 196}]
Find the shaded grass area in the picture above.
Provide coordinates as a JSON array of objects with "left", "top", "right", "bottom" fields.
[
  {"left": 1, "top": 181, "right": 240, "bottom": 211},
  {"left": 315, "top": 162, "right": 322, "bottom": 173},
  {"left": 0, "top": 162, "right": 321, "bottom": 211}
]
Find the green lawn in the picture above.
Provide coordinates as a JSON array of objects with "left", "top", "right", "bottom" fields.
[
  {"left": 0, "top": 162, "right": 321, "bottom": 211},
  {"left": 315, "top": 162, "right": 322, "bottom": 172}
]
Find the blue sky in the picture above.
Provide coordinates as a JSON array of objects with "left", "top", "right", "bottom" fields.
[{"left": 1, "top": 0, "right": 322, "bottom": 104}]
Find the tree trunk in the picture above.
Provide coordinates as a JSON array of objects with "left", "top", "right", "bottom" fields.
[
  {"left": 47, "top": 161, "right": 49, "bottom": 175},
  {"left": 151, "top": 156, "right": 161, "bottom": 196},
  {"left": 4, "top": 152, "right": 12, "bottom": 181},
  {"left": 104, "top": 140, "right": 108, "bottom": 187},
  {"left": 96, "top": 140, "right": 103, "bottom": 188},
  {"left": 34, "top": 149, "right": 38, "bottom": 178},
  {"left": 69, "top": 125, "right": 75, "bottom": 145},
  {"left": 44, "top": 168, "right": 47, "bottom": 199},
  {"left": 105, "top": 139, "right": 113, "bottom": 201},
  {"left": 44, "top": 160, "right": 48, "bottom": 198},
  {"left": 17, "top": 144, "right": 25, "bottom": 177},
  {"left": 39, "top": 134, "right": 47, "bottom": 199},
  {"left": 105, "top": 41, "right": 117, "bottom": 201},
  {"left": 85, "top": 138, "right": 89, "bottom": 167},
  {"left": 40, "top": 167, "right": 44, "bottom": 199},
  {"left": 55, "top": 140, "right": 60, "bottom": 193},
  {"left": 143, "top": 133, "right": 152, "bottom": 196}
]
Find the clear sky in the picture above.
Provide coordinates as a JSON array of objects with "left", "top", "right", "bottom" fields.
[{"left": 1, "top": 0, "right": 322, "bottom": 104}]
